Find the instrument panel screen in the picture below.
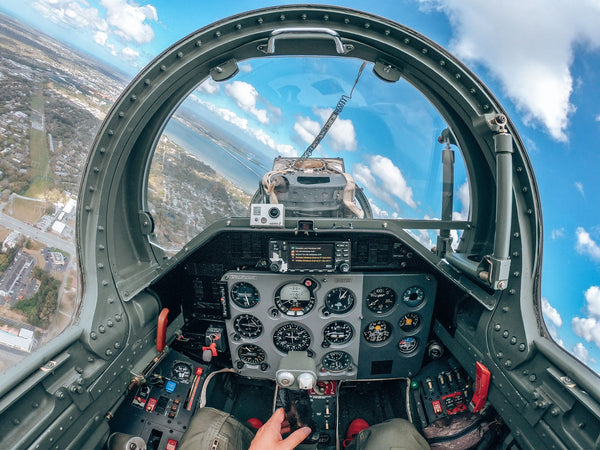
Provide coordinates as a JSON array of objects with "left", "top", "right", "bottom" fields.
[{"left": 287, "top": 243, "right": 334, "bottom": 270}]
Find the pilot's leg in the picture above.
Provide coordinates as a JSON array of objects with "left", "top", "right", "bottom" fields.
[
  {"left": 345, "top": 418, "right": 430, "bottom": 450},
  {"left": 178, "top": 407, "right": 255, "bottom": 450}
]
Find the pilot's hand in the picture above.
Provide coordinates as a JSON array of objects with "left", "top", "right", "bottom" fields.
[{"left": 249, "top": 408, "right": 311, "bottom": 450}]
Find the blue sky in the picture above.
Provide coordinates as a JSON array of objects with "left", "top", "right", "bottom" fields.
[{"left": 1, "top": 0, "right": 599, "bottom": 372}]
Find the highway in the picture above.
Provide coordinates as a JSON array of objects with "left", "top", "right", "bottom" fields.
[{"left": 0, "top": 211, "right": 76, "bottom": 256}]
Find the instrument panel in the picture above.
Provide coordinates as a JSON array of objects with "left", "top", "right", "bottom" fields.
[{"left": 223, "top": 271, "right": 436, "bottom": 381}]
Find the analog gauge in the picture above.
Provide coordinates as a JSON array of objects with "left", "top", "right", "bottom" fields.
[
  {"left": 321, "top": 351, "right": 352, "bottom": 372},
  {"left": 238, "top": 344, "right": 266, "bottom": 365},
  {"left": 231, "top": 282, "right": 260, "bottom": 309},
  {"left": 171, "top": 362, "right": 192, "bottom": 382},
  {"left": 233, "top": 314, "right": 263, "bottom": 338},
  {"left": 363, "top": 320, "right": 392, "bottom": 343},
  {"left": 274, "top": 281, "right": 316, "bottom": 316},
  {"left": 402, "top": 286, "right": 425, "bottom": 307},
  {"left": 273, "top": 323, "right": 312, "bottom": 353},
  {"left": 325, "top": 287, "right": 355, "bottom": 314},
  {"left": 398, "top": 336, "right": 419, "bottom": 354},
  {"left": 399, "top": 312, "right": 421, "bottom": 332},
  {"left": 367, "top": 287, "right": 396, "bottom": 313},
  {"left": 323, "top": 321, "right": 353, "bottom": 345}
]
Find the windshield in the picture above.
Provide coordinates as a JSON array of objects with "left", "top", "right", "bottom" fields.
[{"left": 147, "top": 57, "right": 468, "bottom": 254}]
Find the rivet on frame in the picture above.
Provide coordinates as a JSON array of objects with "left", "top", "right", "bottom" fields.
[
  {"left": 102, "top": 280, "right": 109, "bottom": 286},
  {"left": 322, "top": 15, "right": 329, "bottom": 21},
  {"left": 257, "top": 17, "right": 263, "bottom": 24},
  {"left": 99, "top": 147, "right": 106, "bottom": 154},
  {"left": 235, "top": 23, "right": 242, "bottom": 30},
  {"left": 483, "top": 104, "right": 490, "bottom": 110},
  {"left": 301, "top": 14, "right": 307, "bottom": 20},
  {"left": 97, "top": 263, "right": 104, "bottom": 270},
  {"left": 177, "top": 51, "right": 184, "bottom": 58},
  {"left": 470, "top": 88, "right": 476, "bottom": 94},
  {"left": 280, "top": 14, "right": 286, "bottom": 21},
  {"left": 344, "top": 18, "right": 350, "bottom": 24},
  {"left": 455, "top": 73, "right": 461, "bottom": 79},
  {"left": 422, "top": 48, "right": 428, "bottom": 54},
  {"left": 88, "top": 186, "right": 95, "bottom": 192},
  {"left": 107, "top": 129, "right": 114, "bottom": 136},
  {"left": 130, "top": 95, "right": 136, "bottom": 101},
  {"left": 85, "top": 206, "right": 91, "bottom": 212},
  {"left": 403, "top": 38, "right": 410, "bottom": 44},
  {"left": 160, "top": 65, "right": 167, "bottom": 71},
  {"left": 107, "top": 297, "right": 114, "bottom": 304},
  {"left": 98, "top": 244, "right": 105, "bottom": 250},
  {"left": 439, "top": 60, "right": 446, "bottom": 66},
  {"left": 195, "top": 40, "right": 202, "bottom": 47},
  {"left": 97, "top": 226, "right": 104, "bottom": 232},
  {"left": 118, "top": 111, "right": 125, "bottom": 118},
  {"left": 384, "top": 29, "right": 390, "bottom": 36},
  {"left": 364, "top": 22, "right": 370, "bottom": 29},
  {"left": 215, "top": 31, "right": 221, "bottom": 37},
  {"left": 144, "top": 78, "right": 151, "bottom": 86}
]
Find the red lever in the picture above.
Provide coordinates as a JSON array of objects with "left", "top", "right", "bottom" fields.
[
  {"left": 202, "top": 342, "right": 218, "bottom": 357},
  {"left": 469, "top": 361, "right": 491, "bottom": 413},
  {"left": 156, "top": 308, "right": 169, "bottom": 352}
]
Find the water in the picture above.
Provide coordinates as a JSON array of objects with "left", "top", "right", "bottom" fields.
[{"left": 164, "top": 119, "right": 265, "bottom": 194}]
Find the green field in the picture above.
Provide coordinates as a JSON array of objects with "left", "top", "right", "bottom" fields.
[{"left": 24, "top": 89, "right": 51, "bottom": 197}]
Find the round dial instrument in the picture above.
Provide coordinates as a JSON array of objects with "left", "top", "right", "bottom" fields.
[
  {"left": 367, "top": 287, "right": 396, "bottom": 313},
  {"left": 398, "top": 336, "right": 419, "bottom": 354},
  {"left": 321, "top": 351, "right": 352, "bottom": 372},
  {"left": 171, "top": 362, "right": 192, "bottom": 382},
  {"left": 324, "top": 287, "right": 355, "bottom": 314},
  {"left": 323, "top": 321, "right": 353, "bottom": 345},
  {"left": 238, "top": 344, "right": 267, "bottom": 365},
  {"left": 274, "top": 281, "right": 316, "bottom": 316},
  {"left": 399, "top": 312, "right": 421, "bottom": 332},
  {"left": 363, "top": 320, "right": 392, "bottom": 343},
  {"left": 402, "top": 286, "right": 425, "bottom": 307},
  {"left": 233, "top": 314, "right": 263, "bottom": 338},
  {"left": 231, "top": 282, "right": 260, "bottom": 308},
  {"left": 273, "top": 323, "right": 312, "bottom": 353}
]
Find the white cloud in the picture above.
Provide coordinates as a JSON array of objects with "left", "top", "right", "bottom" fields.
[
  {"left": 596, "top": 114, "right": 600, "bottom": 122},
  {"left": 94, "top": 31, "right": 108, "bottom": 46},
  {"left": 100, "top": 0, "right": 158, "bottom": 44},
  {"left": 34, "top": 0, "right": 107, "bottom": 31},
  {"left": 573, "top": 343, "right": 590, "bottom": 364},
  {"left": 584, "top": 286, "right": 600, "bottom": 317},
  {"left": 542, "top": 297, "right": 563, "bottom": 328},
  {"left": 190, "top": 96, "right": 295, "bottom": 156},
  {"left": 572, "top": 316, "right": 600, "bottom": 348},
  {"left": 572, "top": 286, "right": 600, "bottom": 350},
  {"left": 239, "top": 63, "right": 252, "bottom": 73},
  {"left": 121, "top": 47, "right": 139, "bottom": 61},
  {"left": 197, "top": 79, "right": 220, "bottom": 95},
  {"left": 551, "top": 228, "right": 565, "bottom": 240},
  {"left": 369, "top": 155, "right": 417, "bottom": 209},
  {"left": 575, "top": 182, "right": 585, "bottom": 196},
  {"left": 294, "top": 116, "right": 321, "bottom": 146},
  {"left": 314, "top": 108, "right": 357, "bottom": 151},
  {"left": 575, "top": 227, "right": 600, "bottom": 261},
  {"left": 224, "top": 81, "right": 269, "bottom": 124},
  {"left": 453, "top": 181, "right": 470, "bottom": 221},
  {"left": 419, "top": 0, "right": 600, "bottom": 141}
]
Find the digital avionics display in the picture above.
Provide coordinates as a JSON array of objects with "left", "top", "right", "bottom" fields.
[{"left": 287, "top": 243, "right": 334, "bottom": 270}]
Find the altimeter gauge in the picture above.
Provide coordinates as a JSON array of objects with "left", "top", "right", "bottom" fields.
[
  {"left": 233, "top": 314, "right": 263, "bottom": 338},
  {"left": 367, "top": 287, "right": 396, "bottom": 313},
  {"left": 231, "top": 282, "right": 260, "bottom": 308},
  {"left": 238, "top": 344, "right": 266, "bottom": 365},
  {"left": 321, "top": 351, "right": 352, "bottom": 372}
]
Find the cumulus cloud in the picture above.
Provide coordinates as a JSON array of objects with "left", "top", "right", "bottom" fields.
[
  {"left": 542, "top": 297, "right": 563, "bottom": 328},
  {"left": 419, "top": 0, "right": 600, "bottom": 141},
  {"left": 294, "top": 116, "right": 321, "bottom": 146},
  {"left": 575, "top": 182, "right": 585, "bottom": 196},
  {"left": 575, "top": 227, "right": 600, "bottom": 261},
  {"left": 572, "top": 286, "right": 600, "bottom": 350},
  {"left": 197, "top": 79, "right": 220, "bottom": 95},
  {"left": 190, "top": 96, "right": 296, "bottom": 157},
  {"left": 314, "top": 108, "right": 357, "bottom": 151},
  {"left": 100, "top": 0, "right": 157, "bottom": 44},
  {"left": 34, "top": 0, "right": 108, "bottom": 31},
  {"left": 224, "top": 81, "right": 269, "bottom": 124},
  {"left": 573, "top": 343, "right": 590, "bottom": 364},
  {"left": 121, "top": 47, "right": 139, "bottom": 61},
  {"left": 551, "top": 228, "right": 565, "bottom": 240},
  {"left": 452, "top": 181, "right": 470, "bottom": 221},
  {"left": 353, "top": 156, "right": 417, "bottom": 212},
  {"left": 94, "top": 31, "right": 108, "bottom": 46}
]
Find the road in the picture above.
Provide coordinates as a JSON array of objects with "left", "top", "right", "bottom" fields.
[{"left": 0, "top": 211, "right": 76, "bottom": 256}]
